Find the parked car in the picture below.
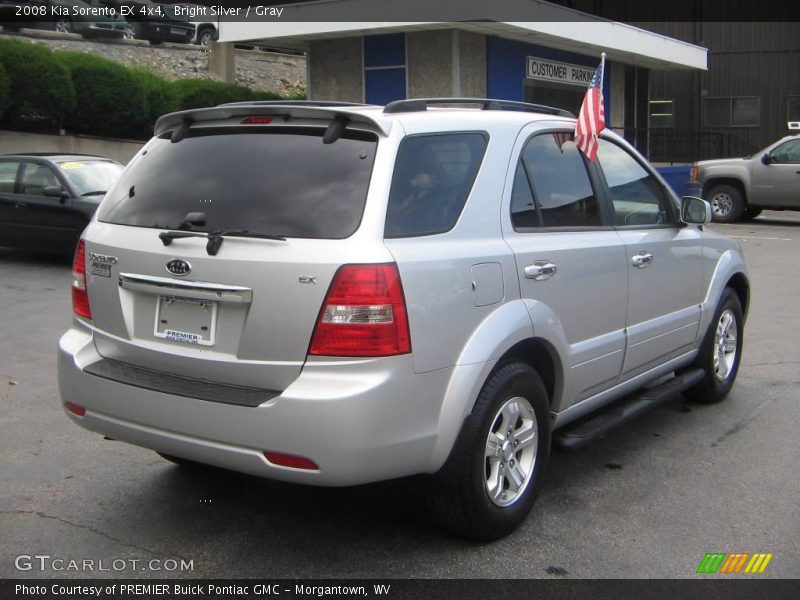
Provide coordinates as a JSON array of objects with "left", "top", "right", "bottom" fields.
[
  {"left": 100, "top": 0, "right": 194, "bottom": 45},
  {"left": 690, "top": 133, "right": 800, "bottom": 222},
  {"left": 0, "top": 153, "right": 123, "bottom": 252},
  {"left": 58, "top": 99, "right": 749, "bottom": 540},
  {"left": 0, "top": 0, "right": 127, "bottom": 39}
]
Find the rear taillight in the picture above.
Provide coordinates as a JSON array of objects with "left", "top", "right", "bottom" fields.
[
  {"left": 309, "top": 263, "right": 411, "bottom": 357},
  {"left": 72, "top": 240, "right": 92, "bottom": 320}
]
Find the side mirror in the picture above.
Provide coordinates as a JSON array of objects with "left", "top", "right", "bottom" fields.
[
  {"left": 681, "top": 196, "right": 712, "bottom": 225},
  {"left": 761, "top": 152, "right": 773, "bottom": 165},
  {"left": 43, "top": 185, "right": 68, "bottom": 198}
]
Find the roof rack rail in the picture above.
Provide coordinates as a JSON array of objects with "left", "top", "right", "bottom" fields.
[
  {"left": 218, "top": 100, "right": 373, "bottom": 108},
  {"left": 383, "top": 98, "right": 575, "bottom": 118}
]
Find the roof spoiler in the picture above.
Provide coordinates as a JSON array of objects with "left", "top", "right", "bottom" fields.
[{"left": 154, "top": 104, "right": 393, "bottom": 138}]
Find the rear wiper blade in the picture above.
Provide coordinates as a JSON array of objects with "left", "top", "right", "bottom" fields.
[
  {"left": 81, "top": 190, "right": 107, "bottom": 196},
  {"left": 158, "top": 229, "right": 286, "bottom": 256},
  {"left": 205, "top": 230, "right": 287, "bottom": 255}
]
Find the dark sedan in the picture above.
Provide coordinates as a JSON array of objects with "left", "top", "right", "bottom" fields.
[
  {"left": 0, "top": 154, "right": 123, "bottom": 253},
  {"left": 0, "top": 0, "right": 128, "bottom": 39}
]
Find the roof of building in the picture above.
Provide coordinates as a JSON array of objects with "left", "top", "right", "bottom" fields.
[{"left": 218, "top": 0, "right": 707, "bottom": 71}]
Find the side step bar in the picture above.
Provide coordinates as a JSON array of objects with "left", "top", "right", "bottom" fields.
[{"left": 554, "top": 368, "right": 705, "bottom": 451}]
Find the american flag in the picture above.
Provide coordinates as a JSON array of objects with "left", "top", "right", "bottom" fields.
[{"left": 574, "top": 55, "right": 606, "bottom": 161}]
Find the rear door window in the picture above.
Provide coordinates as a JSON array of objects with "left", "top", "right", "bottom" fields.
[
  {"left": 0, "top": 161, "right": 21, "bottom": 194},
  {"left": 98, "top": 127, "right": 378, "bottom": 239},
  {"left": 512, "top": 132, "right": 602, "bottom": 229},
  {"left": 385, "top": 133, "right": 487, "bottom": 238}
]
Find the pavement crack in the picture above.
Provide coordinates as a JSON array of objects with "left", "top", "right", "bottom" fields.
[
  {"left": 743, "top": 360, "right": 800, "bottom": 367},
  {"left": 710, "top": 396, "right": 777, "bottom": 448},
  {"left": 0, "top": 509, "right": 195, "bottom": 568}
]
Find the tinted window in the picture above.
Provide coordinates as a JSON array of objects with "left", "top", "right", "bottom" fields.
[
  {"left": 596, "top": 139, "right": 672, "bottom": 226},
  {"left": 99, "top": 127, "right": 378, "bottom": 239},
  {"left": 385, "top": 133, "right": 487, "bottom": 238},
  {"left": 0, "top": 161, "right": 20, "bottom": 194},
  {"left": 20, "top": 163, "right": 60, "bottom": 196},
  {"left": 771, "top": 139, "right": 800, "bottom": 164},
  {"left": 520, "top": 133, "right": 601, "bottom": 228},
  {"left": 510, "top": 162, "right": 539, "bottom": 228}
]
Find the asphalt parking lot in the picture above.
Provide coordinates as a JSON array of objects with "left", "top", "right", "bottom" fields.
[{"left": 1, "top": 212, "right": 798, "bottom": 579}]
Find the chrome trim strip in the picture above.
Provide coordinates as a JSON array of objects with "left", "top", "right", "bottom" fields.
[{"left": 118, "top": 273, "right": 252, "bottom": 303}]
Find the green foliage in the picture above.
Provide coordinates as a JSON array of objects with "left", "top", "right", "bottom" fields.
[
  {"left": 171, "top": 78, "right": 265, "bottom": 111},
  {"left": 0, "top": 38, "right": 75, "bottom": 126},
  {"left": 130, "top": 68, "right": 179, "bottom": 137},
  {"left": 0, "top": 38, "right": 305, "bottom": 139},
  {"left": 0, "top": 61, "right": 9, "bottom": 119},
  {"left": 57, "top": 51, "right": 148, "bottom": 139}
]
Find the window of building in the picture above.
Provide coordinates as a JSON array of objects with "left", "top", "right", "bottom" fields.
[
  {"left": 512, "top": 132, "right": 601, "bottom": 229},
  {"left": 702, "top": 97, "right": 759, "bottom": 127},
  {"left": 649, "top": 99, "right": 674, "bottom": 128},
  {"left": 363, "top": 34, "right": 406, "bottom": 105},
  {"left": 787, "top": 96, "right": 800, "bottom": 126}
]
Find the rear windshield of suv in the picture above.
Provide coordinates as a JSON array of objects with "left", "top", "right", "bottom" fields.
[{"left": 98, "top": 127, "right": 378, "bottom": 239}]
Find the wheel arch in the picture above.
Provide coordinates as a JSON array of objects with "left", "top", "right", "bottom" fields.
[
  {"left": 428, "top": 300, "right": 567, "bottom": 471},
  {"left": 703, "top": 177, "right": 749, "bottom": 205},
  {"left": 726, "top": 271, "right": 750, "bottom": 320}
]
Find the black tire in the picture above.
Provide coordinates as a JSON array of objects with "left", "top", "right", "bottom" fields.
[
  {"left": 706, "top": 184, "right": 745, "bottom": 222},
  {"left": 53, "top": 18, "right": 72, "bottom": 34},
  {"left": 683, "top": 288, "right": 743, "bottom": 404},
  {"left": 741, "top": 206, "right": 763, "bottom": 220},
  {"left": 426, "top": 361, "right": 551, "bottom": 541},
  {"left": 197, "top": 27, "right": 214, "bottom": 46}
]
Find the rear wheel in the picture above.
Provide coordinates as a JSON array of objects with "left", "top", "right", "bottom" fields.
[
  {"left": 683, "top": 288, "right": 743, "bottom": 403},
  {"left": 426, "top": 361, "right": 551, "bottom": 541},
  {"left": 707, "top": 184, "right": 745, "bottom": 222}
]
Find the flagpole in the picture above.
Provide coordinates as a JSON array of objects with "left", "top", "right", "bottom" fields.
[{"left": 599, "top": 52, "right": 606, "bottom": 89}]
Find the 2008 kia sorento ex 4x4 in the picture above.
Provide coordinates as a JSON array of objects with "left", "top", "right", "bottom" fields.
[{"left": 58, "top": 99, "right": 748, "bottom": 540}]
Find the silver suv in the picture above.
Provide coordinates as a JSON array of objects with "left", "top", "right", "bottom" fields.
[{"left": 58, "top": 99, "right": 749, "bottom": 540}]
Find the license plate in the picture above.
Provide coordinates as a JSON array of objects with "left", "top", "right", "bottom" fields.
[
  {"left": 154, "top": 295, "right": 217, "bottom": 346},
  {"left": 171, "top": 27, "right": 185, "bottom": 35}
]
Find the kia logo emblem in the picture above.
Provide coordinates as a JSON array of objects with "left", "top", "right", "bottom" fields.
[{"left": 166, "top": 259, "right": 191, "bottom": 277}]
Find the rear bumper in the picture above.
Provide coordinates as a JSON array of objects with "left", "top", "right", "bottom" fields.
[{"left": 58, "top": 326, "right": 450, "bottom": 486}]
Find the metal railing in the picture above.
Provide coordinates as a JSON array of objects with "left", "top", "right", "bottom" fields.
[{"left": 609, "top": 128, "right": 760, "bottom": 163}]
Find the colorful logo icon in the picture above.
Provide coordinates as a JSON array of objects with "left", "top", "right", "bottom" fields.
[{"left": 696, "top": 552, "right": 774, "bottom": 574}]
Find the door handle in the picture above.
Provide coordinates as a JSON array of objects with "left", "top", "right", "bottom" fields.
[
  {"left": 524, "top": 261, "right": 557, "bottom": 281},
  {"left": 631, "top": 252, "right": 654, "bottom": 268}
]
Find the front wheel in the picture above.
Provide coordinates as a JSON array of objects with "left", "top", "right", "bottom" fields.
[
  {"left": 426, "top": 361, "right": 551, "bottom": 541},
  {"left": 683, "top": 288, "right": 744, "bottom": 403},
  {"left": 53, "top": 18, "right": 72, "bottom": 34},
  {"left": 707, "top": 184, "right": 745, "bottom": 222}
]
